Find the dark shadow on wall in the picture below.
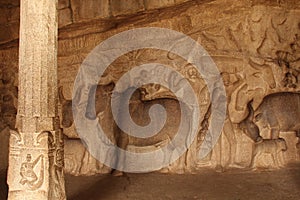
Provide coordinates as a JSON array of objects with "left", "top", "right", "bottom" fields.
[
  {"left": 0, "top": 169, "right": 8, "bottom": 200},
  {"left": 0, "top": 127, "right": 9, "bottom": 200}
]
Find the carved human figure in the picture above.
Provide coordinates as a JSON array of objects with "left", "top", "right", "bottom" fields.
[
  {"left": 283, "top": 72, "right": 297, "bottom": 88},
  {"left": 276, "top": 34, "right": 300, "bottom": 88},
  {"left": 52, "top": 148, "right": 66, "bottom": 200},
  {"left": 196, "top": 104, "right": 213, "bottom": 165},
  {"left": 186, "top": 66, "right": 198, "bottom": 83},
  {"left": 214, "top": 72, "right": 244, "bottom": 171},
  {"left": 20, "top": 154, "right": 44, "bottom": 189}
]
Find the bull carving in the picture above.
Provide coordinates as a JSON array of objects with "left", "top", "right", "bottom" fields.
[{"left": 239, "top": 92, "right": 300, "bottom": 146}]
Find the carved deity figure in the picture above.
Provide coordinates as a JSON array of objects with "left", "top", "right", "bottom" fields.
[{"left": 20, "top": 154, "right": 44, "bottom": 190}]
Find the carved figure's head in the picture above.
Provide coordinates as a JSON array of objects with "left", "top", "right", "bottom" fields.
[
  {"left": 26, "top": 154, "right": 32, "bottom": 162},
  {"left": 221, "top": 72, "right": 230, "bottom": 86}
]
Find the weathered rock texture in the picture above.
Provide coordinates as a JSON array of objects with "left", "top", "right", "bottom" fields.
[
  {"left": 6, "top": 0, "right": 66, "bottom": 199},
  {"left": 0, "top": 0, "right": 196, "bottom": 44},
  {"left": 0, "top": 0, "right": 300, "bottom": 177}
]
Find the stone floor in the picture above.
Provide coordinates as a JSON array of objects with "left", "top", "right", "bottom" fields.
[
  {"left": 66, "top": 165, "right": 300, "bottom": 200},
  {"left": 1, "top": 165, "right": 299, "bottom": 200}
]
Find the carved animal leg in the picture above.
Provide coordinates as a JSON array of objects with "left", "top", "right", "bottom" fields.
[
  {"left": 267, "top": 112, "right": 280, "bottom": 139},
  {"left": 277, "top": 151, "right": 285, "bottom": 167},
  {"left": 78, "top": 149, "right": 88, "bottom": 175},
  {"left": 250, "top": 153, "right": 259, "bottom": 169},
  {"left": 271, "top": 153, "right": 279, "bottom": 168},
  {"left": 112, "top": 128, "right": 129, "bottom": 176},
  {"left": 214, "top": 135, "right": 224, "bottom": 172},
  {"left": 250, "top": 146, "right": 259, "bottom": 169},
  {"left": 73, "top": 155, "right": 81, "bottom": 175},
  {"left": 223, "top": 119, "right": 239, "bottom": 167}
]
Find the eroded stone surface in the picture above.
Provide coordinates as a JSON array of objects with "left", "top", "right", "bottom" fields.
[
  {"left": 70, "top": 0, "right": 110, "bottom": 22},
  {"left": 59, "top": 8, "right": 73, "bottom": 28},
  {"left": 58, "top": 0, "right": 70, "bottom": 10},
  {"left": 0, "top": 0, "right": 299, "bottom": 178},
  {"left": 144, "top": 0, "right": 175, "bottom": 9},
  {"left": 6, "top": 0, "right": 66, "bottom": 199},
  {"left": 110, "top": 0, "right": 145, "bottom": 16}
]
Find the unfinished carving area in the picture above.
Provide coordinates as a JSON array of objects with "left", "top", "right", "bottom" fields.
[{"left": 0, "top": 0, "right": 300, "bottom": 199}]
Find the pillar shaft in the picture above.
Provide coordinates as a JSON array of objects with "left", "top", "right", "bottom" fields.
[{"left": 7, "top": 0, "right": 66, "bottom": 199}]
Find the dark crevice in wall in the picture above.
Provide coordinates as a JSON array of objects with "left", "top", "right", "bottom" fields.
[{"left": 0, "top": 39, "right": 18, "bottom": 50}]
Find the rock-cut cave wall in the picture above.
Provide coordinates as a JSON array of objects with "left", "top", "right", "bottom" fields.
[{"left": 0, "top": 0, "right": 300, "bottom": 175}]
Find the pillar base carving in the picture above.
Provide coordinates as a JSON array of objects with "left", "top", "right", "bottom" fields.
[{"left": 7, "top": 129, "right": 66, "bottom": 200}]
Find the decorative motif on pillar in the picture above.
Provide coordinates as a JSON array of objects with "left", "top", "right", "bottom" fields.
[{"left": 7, "top": 0, "right": 66, "bottom": 199}]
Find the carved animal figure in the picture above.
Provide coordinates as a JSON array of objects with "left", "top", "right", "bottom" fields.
[
  {"left": 250, "top": 138, "right": 287, "bottom": 168},
  {"left": 59, "top": 83, "right": 114, "bottom": 129},
  {"left": 64, "top": 138, "right": 86, "bottom": 175},
  {"left": 60, "top": 84, "right": 203, "bottom": 175},
  {"left": 239, "top": 92, "right": 300, "bottom": 144}
]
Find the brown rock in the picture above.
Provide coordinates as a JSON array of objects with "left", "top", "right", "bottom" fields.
[
  {"left": 0, "top": 0, "right": 19, "bottom": 6},
  {"left": 175, "top": 0, "right": 190, "bottom": 3},
  {"left": 7, "top": 7, "right": 20, "bottom": 23},
  {"left": 59, "top": 8, "right": 73, "bottom": 28},
  {"left": 59, "top": 0, "right": 70, "bottom": 10},
  {"left": 0, "top": 8, "right": 9, "bottom": 24},
  {"left": 144, "top": 0, "right": 175, "bottom": 10},
  {"left": 70, "top": 0, "right": 110, "bottom": 22},
  {"left": 0, "top": 23, "right": 19, "bottom": 44},
  {"left": 110, "top": 0, "right": 145, "bottom": 16}
]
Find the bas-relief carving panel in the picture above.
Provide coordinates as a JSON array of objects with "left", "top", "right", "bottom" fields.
[
  {"left": 57, "top": 5, "right": 300, "bottom": 174},
  {"left": 59, "top": 49, "right": 211, "bottom": 175},
  {"left": 1, "top": 2, "right": 300, "bottom": 175}
]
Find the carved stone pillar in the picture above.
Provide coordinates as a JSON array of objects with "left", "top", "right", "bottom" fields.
[{"left": 7, "top": 0, "right": 66, "bottom": 199}]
